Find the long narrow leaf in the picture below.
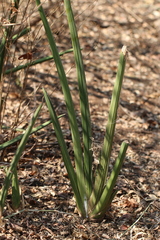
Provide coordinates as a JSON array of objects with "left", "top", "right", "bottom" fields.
[
  {"left": 36, "top": 0, "right": 86, "bottom": 216},
  {"left": 64, "top": 0, "right": 93, "bottom": 198},
  {"left": 90, "top": 46, "right": 128, "bottom": 207},
  {"left": 0, "top": 115, "right": 64, "bottom": 150},
  {"left": 0, "top": 104, "right": 42, "bottom": 216},
  {"left": 43, "top": 88, "right": 86, "bottom": 217},
  {"left": 12, "top": 27, "right": 31, "bottom": 43},
  {"left": 89, "top": 141, "right": 128, "bottom": 219},
  {"left": 12, "top": 167, "right": 21, "bottom": 210},
  {"left": 4, "top": 49, "right": 74, "bottom": 75}
]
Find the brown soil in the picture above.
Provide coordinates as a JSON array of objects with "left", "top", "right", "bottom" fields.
[{"left": 0, "top": 0, "right": 159, "bottom": 239}]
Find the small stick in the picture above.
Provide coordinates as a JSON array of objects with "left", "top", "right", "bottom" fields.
[{"left": 119, "top": 201, "right": 153, "bottom": 238}]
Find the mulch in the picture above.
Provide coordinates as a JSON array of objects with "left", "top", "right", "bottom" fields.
[{"left": 0, "top": 0, "right": 159, "bottom": 239}]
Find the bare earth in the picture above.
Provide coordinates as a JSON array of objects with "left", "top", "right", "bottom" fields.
[{"left": 0, "top": 0, "right": 159, "bottom": 239}]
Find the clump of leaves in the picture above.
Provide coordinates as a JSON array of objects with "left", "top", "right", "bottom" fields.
[{"left": 36, "top": 0, "right": 128, "bottom": 220}]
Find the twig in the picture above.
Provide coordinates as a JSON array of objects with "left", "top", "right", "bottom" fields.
[
  {"left": 4, "top": 208, "right": 76, "bottom": 219},
  {"left": 118, "top": 201, "right": 153, "bottom": 238}
]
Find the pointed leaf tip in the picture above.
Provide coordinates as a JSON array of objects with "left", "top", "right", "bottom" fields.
[{"left": 122, "top": 45, "right": 128, "bottom": 56}]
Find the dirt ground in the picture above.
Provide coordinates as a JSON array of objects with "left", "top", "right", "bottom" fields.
[{"left": 0, "top": 0, "right": 160, "bottom": 239}]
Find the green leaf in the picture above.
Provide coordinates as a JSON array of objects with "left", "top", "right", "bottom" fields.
[
  {"left": 89, "top": 141, "right": 128, "bottom": 219},
  {"left": 0, "top": 104, "right": 42, "bottom": 216},
  {"left": 4, "top": 49, "right": 74, "bottom": 75},
  {"left": 64, "top": 0, "right": 93, "bottom": 199},
  {"left": 12, "top": 168, "right": 21, "bottom": 210},
  {"left": 90, "top": 47, "right": 128, "bottom": 208},
  {"left": 0, "top": 115, "right": 64, "bottom": 150},
  {"left": 43, "top": 88, "right": 86, "bottom": 217}
]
